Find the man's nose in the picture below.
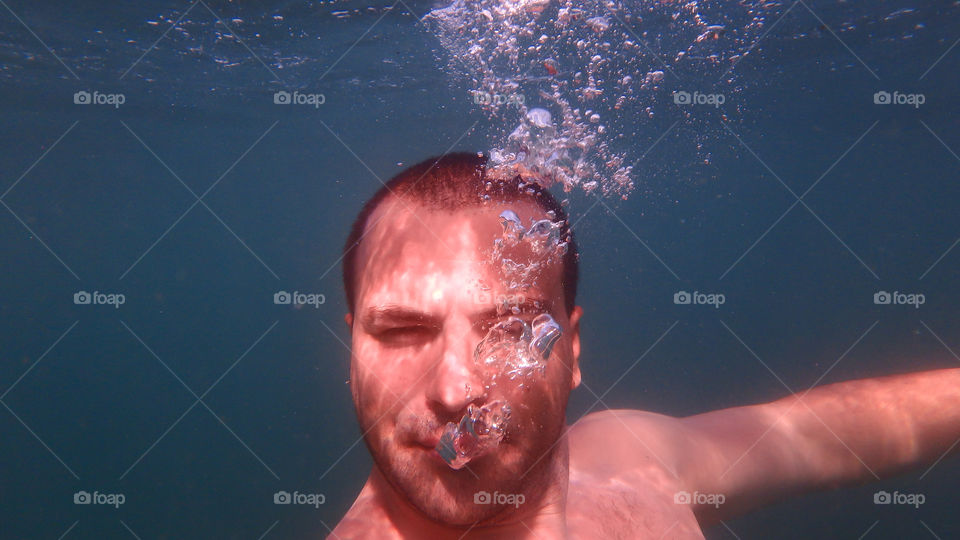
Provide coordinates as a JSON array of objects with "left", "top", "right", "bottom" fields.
[{"left": 425, "top": 330, "right": 485, "bottom": 413}]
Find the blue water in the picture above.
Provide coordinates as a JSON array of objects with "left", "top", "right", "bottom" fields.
[{"left": 2, "top": 1, "right": 959, "bottom": 538}]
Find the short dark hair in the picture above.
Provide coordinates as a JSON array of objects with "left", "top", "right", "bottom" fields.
[{"left": 342, "top": 152, "right": 579, "bottom": 314}]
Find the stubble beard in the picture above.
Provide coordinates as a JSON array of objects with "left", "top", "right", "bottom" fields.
[{"left": 368, "top": 418, "right": 564, "bottom": 527}]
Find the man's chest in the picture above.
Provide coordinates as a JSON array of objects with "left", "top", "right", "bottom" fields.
[{"left": 565, "top": 466, "right": 705, "bottom": 539}]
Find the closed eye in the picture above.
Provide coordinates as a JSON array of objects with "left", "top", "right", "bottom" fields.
[
  {"left": 372, "top": 325, "right": 439, "bottom": 346},
  {"left": 361, "top": 305, "right": 442, "bottom": 346}
]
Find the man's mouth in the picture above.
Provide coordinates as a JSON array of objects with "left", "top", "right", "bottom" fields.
[
  {"left": 425, "top": 446, "right": 448, "bottom": 465},
  {"left": 417, "top": 435, "right": 441, "bottom": 449},
  {"left": 433, "top": 401, "right": 512, "bottom": 470},
  {"left": 412, "top": 436, "right": 450, "bottom": 466}
]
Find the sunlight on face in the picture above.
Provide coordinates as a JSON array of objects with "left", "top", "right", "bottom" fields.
[{"left": 348, "top": 195, "right": 580, "bottom": 525}]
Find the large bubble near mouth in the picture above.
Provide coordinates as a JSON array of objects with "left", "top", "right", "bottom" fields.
[{"left": 436, "top": 400, "right": 512, "bottom": 470}]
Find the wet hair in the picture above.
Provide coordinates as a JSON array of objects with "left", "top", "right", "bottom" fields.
[{"left": 342, "top": 152, "right": 579, "bottom": 314}]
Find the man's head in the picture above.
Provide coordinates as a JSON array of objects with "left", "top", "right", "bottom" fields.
[
  {"left": 343, "top": 153, "right": 578, "bottom": 315},
  {"left": 341, "top": 153, "right": 583, "bottom": 525}
]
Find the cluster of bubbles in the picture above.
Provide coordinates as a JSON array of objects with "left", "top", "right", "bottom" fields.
[
  {"left": 426, "top": 0, "right": 635, "bottom": 197},
  {"left": 492, "top": 209, "right": 568, "bottom": 293},
  {"left": 489, "top": 106, "right": 633, "bottom": 196},
  {"left": 424, "top": 0, "right": 785, "bottom": 197},
  {"left": 475, "top": 314, "right": 562, "bottom": 384}
]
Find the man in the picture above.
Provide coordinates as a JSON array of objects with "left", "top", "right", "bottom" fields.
[{"left": 331, "top": 153, "right": 959, "bottom": 539}]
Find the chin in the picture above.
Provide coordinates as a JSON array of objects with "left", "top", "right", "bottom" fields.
[
  {"left": 375, "top": 442, "right": 533, "bottom": 525},
  {"left": 417, "top": 492, "right": 503, "bottom": 526}
]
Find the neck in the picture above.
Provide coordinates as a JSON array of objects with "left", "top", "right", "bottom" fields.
[{"left": 370, "top": 428, "right": 571, "bottom": 539}]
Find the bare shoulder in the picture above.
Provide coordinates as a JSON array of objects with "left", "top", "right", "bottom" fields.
[
  {"left": 568, "top": 409, "right": 692, "bottom": 475},
  {"left": 566, "top": 410, "right": 705, "bottom": 539},
  {"left": 567, "top": 409, "right": 692, "bottom": 497}
]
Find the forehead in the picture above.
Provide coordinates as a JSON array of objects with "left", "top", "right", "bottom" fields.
[{"left": 353, "top": 196, "right": 560, "bottom": 309}]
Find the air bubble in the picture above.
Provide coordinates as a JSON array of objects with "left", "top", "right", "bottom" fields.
[{"left": 526, "top": 107, "right": 552, "bottom": 128}]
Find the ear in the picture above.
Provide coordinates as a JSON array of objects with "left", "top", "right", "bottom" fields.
[
  {"left": 568, "top": 306, "right": 583, "bottom": 390},
  {"left": 345, "top": 313, "right": 353, "bottom": 328}
]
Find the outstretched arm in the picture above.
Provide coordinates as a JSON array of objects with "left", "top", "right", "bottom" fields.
[{"left": 676, "top": 368, "right": 960, "bottom": 525}]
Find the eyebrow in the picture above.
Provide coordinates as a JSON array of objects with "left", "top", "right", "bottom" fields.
[{"left": 361, "top": 305, "right": 442, "bottom": 330}]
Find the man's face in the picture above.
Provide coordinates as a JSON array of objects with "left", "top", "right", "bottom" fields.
[{"left": 347, "top": 196, "right": 582, "bottom": 525}]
